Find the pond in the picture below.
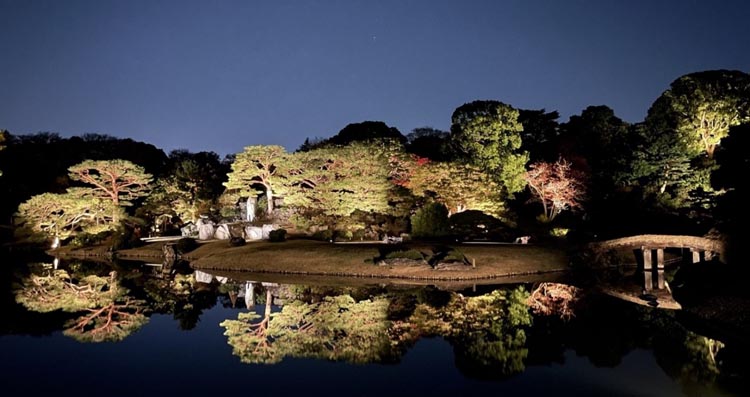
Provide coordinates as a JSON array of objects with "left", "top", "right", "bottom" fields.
[{"left": 0, "top": 256, "right": 747, "bottom": 397}]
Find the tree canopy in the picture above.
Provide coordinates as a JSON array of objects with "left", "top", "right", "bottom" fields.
[
  {"left": 141, "top": 150, "right": 228, "bottom": 226},
  {"left": 224, "top": 145, "right": 291, "bottom": 214},
  {"left": 286, "top": 142, "right": 396, "bottom": 224},
  {"left": 450, "top": 100, "right": 529, "bottom": 195},
  {"left": 646, "top": 70, "right": 750, "bottom": 159},
  {"left": 301, "top": 121, "right": 406, "bottom": 150}
]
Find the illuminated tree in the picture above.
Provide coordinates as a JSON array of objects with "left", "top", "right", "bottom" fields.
[
  {"left": 410, "top": 202, "right": 450, "bottom": 238},
  {"left": 392, "top": 155, "right": 505, "bottom": 217},
  {"left": 524, "top": 159, "right": 586, "bottom": 221},
  {"left": 225, "top": 145, "right": 292, "bottom": 214},
  {"left": 144, "top": 153, "right": 226, "bottom": 225},
  {"left": 15, "top": 188, "right": 121, "bottom": 240},
  {"left": 631, "top": 70, "right": 750, "bottom": 213},
  {"left": 450, "top": 100, "right": 529, "bottom": 195},
  {"left": 647, "top": 70, "right": 750, "bottom": 159},
  {"left": 68, "top": 159, "right": 153, "bottom": 222},
  {"left": 285, "top": 142, "right": 396, "bottom": 224}
]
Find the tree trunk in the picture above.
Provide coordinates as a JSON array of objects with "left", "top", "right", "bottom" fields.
[
  {"left": 266, "top": 189, "right": 274, "bottom": 214},
  {"left": 706, "top": 144, "right": 716, "bottom": 159}
]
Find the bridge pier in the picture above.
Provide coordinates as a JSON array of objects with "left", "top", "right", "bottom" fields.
[
  {"left": 686, "top": 249, "right": 714, "bottom": 263},
  {"left": 656, "top": 248, "right": 665, "bottom": 289},
  {"left": 691, "top": 249, "right": 701, "bottom": 264},
  {"left": 642, "top": 247, "right": 653, "bottom": 290},
  {"left": 640, "top": 247, "right": 665, "bottom": 290}
]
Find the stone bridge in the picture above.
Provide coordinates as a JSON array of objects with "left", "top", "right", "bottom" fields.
[{"left": 590, "top": 234, "right": 726, "bottom": 290}]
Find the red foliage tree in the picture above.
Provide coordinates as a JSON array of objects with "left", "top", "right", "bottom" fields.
[{"left": 524, "top": 159, "right": 586, "bottom": 221}]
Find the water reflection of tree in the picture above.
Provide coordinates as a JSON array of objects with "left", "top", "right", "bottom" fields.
[
  {"left": 221, "top": 284, "right": 532, "bottom": 378},
  {"left": 404, "top": 287, "right": 532, "bottom": 380},
  {"left": 14, "top": 264, "right": 148, "bottom": 342},
  {"left": 222, "top": 287, "right": 395, "bottom": 364},
  {"left": 141, "top": 272, "right": 216, "bottom": 330}
]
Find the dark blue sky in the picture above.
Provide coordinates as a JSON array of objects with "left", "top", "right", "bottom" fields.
[{"left": 1, "top": 0, "right": 749, "bottom": 156}]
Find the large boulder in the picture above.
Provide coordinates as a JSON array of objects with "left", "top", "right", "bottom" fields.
[
  {"left": 214, "top": 224, "right": 232, "bottom": 240},
  {"left": 245, "top": 226, "right": 263, "bottom": 240},
  {"left": 180, "top": 223, "right": 197, "bottom": 237},
  {"left": 262, "top": 224, "right": 277, "bottom": 239},
  {"left": 197, "top": 218, "right": 216, "bottom": 240}
]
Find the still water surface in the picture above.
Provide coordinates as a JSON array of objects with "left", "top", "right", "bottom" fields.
[{"left": 0, "top": 257, "right": 745, "bottom": 397}]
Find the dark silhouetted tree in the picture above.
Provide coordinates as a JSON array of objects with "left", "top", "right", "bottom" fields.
[
  {"left": 405, "top": 127, "right": 452, "bottom": 161},
  {"left": 518, "top": 109, "right": 560, "bottom": 162}
]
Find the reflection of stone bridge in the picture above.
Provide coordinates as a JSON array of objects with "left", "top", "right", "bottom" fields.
[{"left": 591, "top": 234, "right": 726, "bottom": 291}]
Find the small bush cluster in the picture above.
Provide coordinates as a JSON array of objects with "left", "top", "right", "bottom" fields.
[
  {"left": 384, "top": 249, "right": 424, "bottom": 261},
  {"left": 175, "top": 237, "right": 199, "bottom": 254},
  {"left": 269, "top": 229, "right": 287, "bottom": 242},
  {"left": 70, "top": 231, "right": 110, "bottom": 248},
  {"left": 312, "top": 229, "right": 334, "bottom": 241},
  {"left": 411, "top": 202, "right": 450, "bottom": 239},
  {"left": 112, "top": 227, "right": 144, "bottom": 250},
  {"left": 229, "top": 236, "right": 246, "bottom": 247}
]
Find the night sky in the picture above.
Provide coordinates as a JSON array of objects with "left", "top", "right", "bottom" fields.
[{"left": 1, "top": 0, "right": 749, "bottom": 156}]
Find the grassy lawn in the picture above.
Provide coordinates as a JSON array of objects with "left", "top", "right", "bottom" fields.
[
  {"left": 56, "top": 238, "right": 569, "bottom": 281},
  {"left": 179, "top": 239, "right": 569, "bottom": 281}
]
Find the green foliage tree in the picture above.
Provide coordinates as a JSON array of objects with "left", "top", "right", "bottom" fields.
[
  {"left": 15, "top": 188, "right": 121, "bottom": 240},
  {"left": 224, "top": 145, "right": 291, "bottom": 214},
  {"left": 0, "top": 132, "right": 166, "bottom": 223},
  {"left": 143, "top": 150, "right": 227, "bottom": 225},
  {"left": 631, "top": 70, "right": 750, "bottom": 213},
  {"left": 393, "top": 156, "right": 505, "bottom": 217},
  {"left": 450, "top": 100, "right": 529, "bottom": 195},
  {"left": 68, "top": 159, "right": 153, "bottom": 222},
  {"left": 285, "top": 142, "right": 396, "bottom": 226},
  {"left": 410, "top": 202, "right": 450, "bottom": 238},
  {"left": 647, "top": 70, "right": 750, "bottom": 159}
]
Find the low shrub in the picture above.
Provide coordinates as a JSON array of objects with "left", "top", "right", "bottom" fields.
[
  {"left": 312, "top": 229, "right": 334, "bottom": 241},
  {"left": 550, "top": 227, "right": 570, "bottom": 237},
  {"left": 112, "top": 227, "right": 144, "bottom": 250},
  {"left": 229, "top": 237, "right": 246, "bottom": 247},
  {"left": 70, "top": 231, "right": 110, "bottom": 248},
  {"left": 334, "top": 230, "right": 354, "bottom": 241},
  {"left": 175, "top": 237, "right": 199, "bottom": 254},
  {"left": 351, "top": 229, "right": 366, "bottom": 241},
  {"left": 269, "top": 229, "right": 287, "bottom": 242},
  {"left": 411, "top": 202, "right": 450, "bottom": 239},
  {"left": 384, "top": 249, "right": 425, "bottom": 261}
]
